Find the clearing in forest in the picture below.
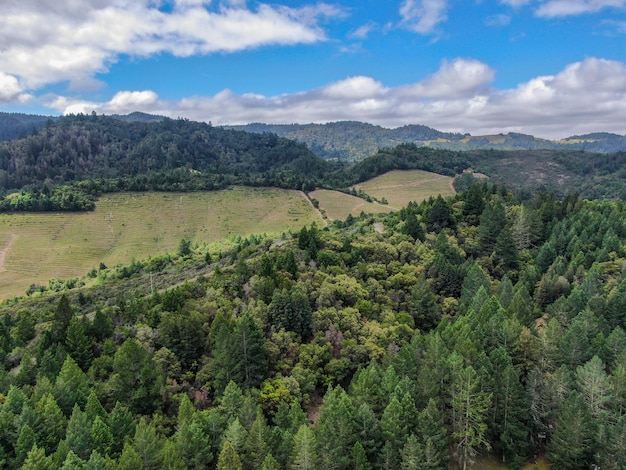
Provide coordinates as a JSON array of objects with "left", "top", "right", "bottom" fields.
[
  {"left": 352, "top": 169, "right": 455, "bottom": 209},
  {"left": 0, "top": 187, "right": 320, "bottom": 300}
]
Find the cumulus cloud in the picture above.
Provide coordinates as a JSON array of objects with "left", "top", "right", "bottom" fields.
[
  {"left": 46, "top": 57, "right": 626, "bottom": 139},
  {"left": 0, "top": 73, "right": 23, "bottom": 102},
  {"left": 536, "top": 0, "right": 626, "bottom": 17},
  {"left": 0, "top": 0, "right": 339, "bottom": 89},
  {"left": 399, "top": 0, "right": 448, "bottom": 34}
]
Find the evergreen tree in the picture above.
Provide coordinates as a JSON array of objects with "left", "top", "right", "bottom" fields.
[
  {"left": 261, "top": 453, "right": 280, "bottom": 470},
  {"left": 403, "top": 212, "right": 425, "bottom": 242},
  {"left": 450, "top": 363, "right": 492, "bottom": 470},
  {"left": 55, "top": 355, "right": 90, "bottom": 415},
  {"left": 33, "top": 392, "right": 67, "bottom": 454},
  {"left": 547, "top": 392, "right": 595, "bottom": 470},
  {"left": 315, "top": 386, "right": 356, "bottom": 469},
  {"left": 21, "top": 444, "right": 53, "bottom": 470},
  {"left": 245, "top": 410, "right": 270, "bottom": 469},
  {"left": 109, "top": 402, "right": 136, "bottom": 458},
  {"left": 233, "top": 314, "right": 268, "bottom": 390},
  {"left": 352, "top": 441, "right": 370, "bottom": 470},
  {"left": 175, "top": 416, "right": 213, "bottom": 470},
  {"left": 90, "top": 308, "right": 113, "bottom": 342},
  {"left": 159, "top": 439, "right": 188, "bottom": 470},
  {"left": 90, "top": 416, "right": 113, "bottom": 457},
  {"left": 65, "top": 405, "right": 93, "bottom": 460},
  {"left": 109, "top": 339, "right": 163, "bottom": 415},
  {"left": 400, "top": 434, "right": 424, "bottom": 470},
  {"left": 118, "top": 442, "right": 142, "bottom": 470},
  {"left": 65, "top": 316, "right": 93, "bottom": 371},
  {"left": 217, "top": 441, "right": 242, "bottom": 470},
  {"left": 418, "top": 398, "right": 449, "bottom": 470},
  {"left": 133, "top": 417, "right": 162, "bottom": 470},
  {"left": 290, "top": 425, "right": 317, "bottom": 470},
  {"left": 408, "top": 274, "right": 440, "bottom": 331}
]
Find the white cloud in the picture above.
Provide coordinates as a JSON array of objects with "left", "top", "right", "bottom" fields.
[
  {"left": 0, "top": 72, "right": 23, "bottom": 102},
  {"left": 399, "top": 0, "right": 448, "bottom": 34},
  {"left": 400, "top": 59, "right": 495, "bottom": 99},
  {"left": 536, "top": 0, "right": 626, "bottom": 17},
  {"left": 46, "top": 57, "right": 626, "bottom": 139},
  {"left": 0, "top": 0, "right": 338, "bottom": 90},
  {"left": 348, "top": 22, "right": 378, "bottom": 40},
  {"left": 485, "top": 14, "right": 512, "bottom": 26},
  {"left": 499, "top": 0, "right": 531, "bottom": 6}
]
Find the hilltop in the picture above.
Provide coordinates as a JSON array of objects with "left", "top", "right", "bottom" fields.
[{"left": 228, "top": 121, "right": 626, "bottom": 161}]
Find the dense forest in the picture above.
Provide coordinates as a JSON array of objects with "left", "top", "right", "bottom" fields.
[
  {"left": 0, "top": 184, "right": 624, "bottom": 469},
  {"left": 0, "top": 114, "right": 626, "bottom": 212},
  {"left": 229, "top": 121, "right": 626, "bottom": 161}
]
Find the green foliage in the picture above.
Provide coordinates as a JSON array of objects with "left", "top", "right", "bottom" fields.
[{"left": 0, "top": 186, "right": 624, "bottom": 470}]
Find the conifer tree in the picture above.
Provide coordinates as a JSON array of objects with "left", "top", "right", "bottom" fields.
[
  {"left": 290, "top": 425, "right": 317, "bottom": 470},
  {"left": 217, "top": 441, "right": 242, "bottom": 470}
]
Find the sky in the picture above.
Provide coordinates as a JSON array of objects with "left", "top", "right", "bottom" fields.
[{"left": 1, "top": 0, "right": 626, "bottom": 139}]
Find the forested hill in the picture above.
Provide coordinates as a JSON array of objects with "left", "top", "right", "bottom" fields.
[
  {"left": 229, "top": 121, "right": 626, "bottom": 161},
  {"left": 0, "top": 114, "right": 331, "bottom": 193},
  {"left": 0, "top": 186, "right": 625, "bottom": 469},
  {"left": 342, "top": 144, "right": 626, "bottom": 201},
  {"left": 1, "top": 114, "right": 626, "bottom": 212}
]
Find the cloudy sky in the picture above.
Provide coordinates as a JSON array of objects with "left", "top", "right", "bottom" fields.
[{"left": 1, "top": 0, "right": 626, "bottom": 138}]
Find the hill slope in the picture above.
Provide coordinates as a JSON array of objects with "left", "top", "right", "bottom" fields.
[{"left": 230, "top": 121, "right": 626, "bottom": 161}]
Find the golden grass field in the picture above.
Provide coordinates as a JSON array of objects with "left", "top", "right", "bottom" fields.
[
  {"left": 0, "top": 170, "right": 456, "bottom": 299},
  {"left": 308, "top": 189, "right": 393, "bottom": 221},
  {"left": 352, "top": 169, "right": 455, "bottom": 209},
  {"left": 0, "top": 187, "right": 321, "bottom": 299}
]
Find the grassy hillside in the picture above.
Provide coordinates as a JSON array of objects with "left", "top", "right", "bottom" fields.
[
  {"left": 309, "top": 189, "right": 392, "bottom": 221},
  {"left": 352, "top": 169, "right": 455, "bottom": 209},
  {"left": 0, "top": 187, "right": 321, "bottom": 299}
]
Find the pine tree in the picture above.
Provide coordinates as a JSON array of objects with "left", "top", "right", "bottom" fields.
[
  {"left": 109, "top": 402, "right": 136, "bottom": 458},
  {"left": 90, "top": 416, "right": 113, "bottom": 457},
  {"left": 450, "top": 364, "right": 492, "bottom": 470},
  {"left": 55, "top": 355, "right": 90, "bottom": 415},
  {"left": 547, "top": 392, "right": 595, "bottom": 470},
  {"left": 118, "top": 442, "right": 142, "bottom": 470},
  {"left": 290, "top": 425, "right": 317, "bottom": 470},
  {"left": 418, "top": 398, "right": 449, "bottom": 469},
  {"left": 261, "top": 454, "right": 280, "bottom": 470},
  {"left": 21, "top": 444, "right": 53, "bottom": 470},
  {"left": 315, "top": 386, "right": 356, "bottom": 469},
  {"left": 33, "top": 392, "right": 67, "bottom": 454},
  {"left": 65, "top": 316, "right": 93, "bottom": 371},
  {"left": 160, "top": 439, "right": 188, "bottom": 470},
  {"left": 133, "top": 417, "right": 162, "bottom": 470},
  {"left": 352, "top": 441, "right": 370, "bottom": 470},
  {"left": 217, "top": 441, "right": 243, "bottom": 470},
  {"left": 65, "top": 405, "right": 93, "bottom": 460},
  {"left": 175, "top": 416, "right": 213, "bottom": 469},
  {"left": 245, "top": 410, "right": 270, "bottom": 469},
  {"left": 233, "top": 314, "right": 268, "bottom": 390},
  {"left": 409, "top": 274, "right": 440, "bottom": 331},
  {"left": 400, "top": 434, "right": 424, "bottom": 470}
]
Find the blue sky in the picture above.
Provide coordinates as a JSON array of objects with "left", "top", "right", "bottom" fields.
[{"left": 1, "top": 0, "right": 626, "bottom": 138}]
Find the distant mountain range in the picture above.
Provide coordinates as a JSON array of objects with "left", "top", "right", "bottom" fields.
[
  {"left": 227, "top": 122, "right": 626, "bottom": 161},
  {"left": 2, "top": 112, "right": 625, "bottom": 162}
]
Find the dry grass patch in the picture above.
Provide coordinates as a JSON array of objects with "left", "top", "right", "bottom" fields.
[
  {"left": 309, "top": 189, "right": 393, "bottom": 221},
  {"left": 353, "top": 170, "right": 455, "bottom": 209},
  {"left": 0, "top": 187, "right": 320, "bottom": 299}
]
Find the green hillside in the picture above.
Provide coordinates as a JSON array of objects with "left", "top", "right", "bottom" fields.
[{"left": 0, "top": 186, "right": 623, "bottom": 469}]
